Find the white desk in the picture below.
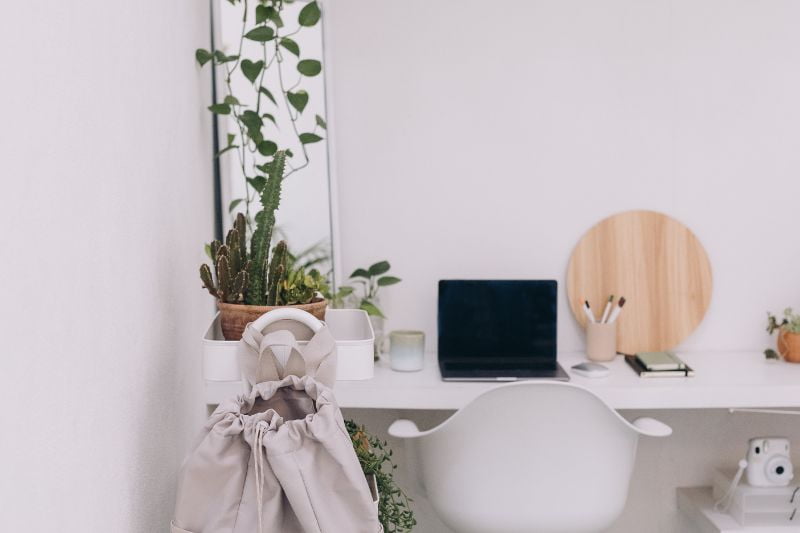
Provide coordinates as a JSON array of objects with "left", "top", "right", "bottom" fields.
[{"left": 205, "top": 351, "right": 800, "bottom": 410}]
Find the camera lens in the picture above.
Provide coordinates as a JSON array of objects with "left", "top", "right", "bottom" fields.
[{"left": 777, "top": 466, "right": 785, "bottom": 475}]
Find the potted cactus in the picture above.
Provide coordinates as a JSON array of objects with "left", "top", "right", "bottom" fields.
[{"left": 200, "top": 151, "right": 327, "bottom": 340}]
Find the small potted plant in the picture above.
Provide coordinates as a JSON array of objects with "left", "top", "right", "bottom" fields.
[
  {"left": 200, "top": 151, "right": 327, "bottom": 341},
  {"left": 766, "top": 308, "right": 800, "bottom": 363},
  {"left": 329, "top": 261, "right": 401, "bottom": 359}
]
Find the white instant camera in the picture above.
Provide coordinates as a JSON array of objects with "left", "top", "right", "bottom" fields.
[{"left": 745, "top": 437, "right": 794, "bottom": 487}]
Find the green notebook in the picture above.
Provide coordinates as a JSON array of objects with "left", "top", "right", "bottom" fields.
[{"left": 635, "top": 351, "right": 686, "bottom": 371}]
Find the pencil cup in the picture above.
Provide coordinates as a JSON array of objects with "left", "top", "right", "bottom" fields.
[{"left": 586, "top": 322, "right": 617, "bottom": 362}]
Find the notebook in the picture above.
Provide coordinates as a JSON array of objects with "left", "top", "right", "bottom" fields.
[{"left": 635, "top": 351, "right": 686, "bottom": 371}]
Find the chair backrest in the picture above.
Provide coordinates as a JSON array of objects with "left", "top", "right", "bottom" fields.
[{"left": 413, "top": 382, "right": 641, "bottom": 533}]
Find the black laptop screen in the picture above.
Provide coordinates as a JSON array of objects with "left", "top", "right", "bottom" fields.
[{"left": 438, "top": 280, "right": 557, "bottom": 365}]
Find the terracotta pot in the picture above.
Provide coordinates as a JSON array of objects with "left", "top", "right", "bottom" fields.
[
  {"left": 217, "top": 299, "right": 327, "bottom": 341},
  {"left": 778, "top": 329, "right": 800, "bottom": 363}
]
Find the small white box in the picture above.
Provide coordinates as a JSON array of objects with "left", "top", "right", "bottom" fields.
[
  {"left": 202, "top": 308, "right": 375, "bottom": 383},
  {"left": 712, "top": 468, "right": 800, "bottom": 527}
]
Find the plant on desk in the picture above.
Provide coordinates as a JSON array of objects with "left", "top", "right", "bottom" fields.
[
  {"left": 765, "top": 308, "right": 800, "bottom": 362},
  {"left": 329, "top": 261, "right": 402, "bottom": 360}
]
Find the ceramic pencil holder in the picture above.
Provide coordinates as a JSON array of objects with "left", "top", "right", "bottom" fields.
[
  {"left": 586, "top": 322, "right": 617, "bottom": 362},
  {"left": 389, "top": 330, "right": 425, "bottom": 372}
]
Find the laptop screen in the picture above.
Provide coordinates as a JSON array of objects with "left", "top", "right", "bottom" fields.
[{"left": 438, "top": 280, "right": 557, "bottom": 365}]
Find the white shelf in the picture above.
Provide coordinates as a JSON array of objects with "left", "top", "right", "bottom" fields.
[
  {"left": 205, "top": 350, "right": 800, "bottom": 410},
  {"left": 677, "top": 487, "right": 800, "bottom": 532}
]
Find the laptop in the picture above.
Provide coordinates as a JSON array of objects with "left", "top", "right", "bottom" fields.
[{"left": 438, "top": 280, "right": 569, "bottom": 381}]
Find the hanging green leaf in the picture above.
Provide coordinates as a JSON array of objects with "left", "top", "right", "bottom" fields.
[
  {"left": 223, "top": 95, "right": 240, "bottom": 106},
  {"left": 247, "top": 176, "right": 267, "bottom": 192},
  {"left": 208, "top": 103, "right": 231, "bottom": 115},
  {"left": 298, "top": 1, "right": 321, "bottom": 27},
  {"left": 244, "top": 26, "right": 275, "bottom": 42},
  {"left": 257, "top": 140, "right": 278, "bottom": 156},
  {"left": 255, "top": 4, "right": 269, "bottom": 24},
  {"left": 240, "top": 59, "right": 264, "bottom": 84},
  {"left": 259, "top": 86, "right": 277, "bottom": 105},
  {"left": 315, "top": 115, "right": 327, "bottom": 130},
  {"left": 368, "top": 261, "right": 391, "bottom": 276},
  {"left": 280, "top": 38, "right": 300, "bottom": 57},
  {"left": 287, "top": 90, "right": 309, "bottom": 113},
  {"left": 214, "top": 50, "right": 238, "bottom": 64},
  {"left": 299, "top": 133, "right": 323, "bottom": 144},
  {"left": 377, "top": 276, "right": 401, "bottom": 287},
  {"left": 226, "top": 133, "right": 236, "bottom": 145},
  {"left": 215, "top": 144, "right": 238, "bottom": 158},
  {"left": 297, "top": 59, "right": 322, "bottom": 77},
  {"left": 195, "top": 48, "right": 213, "bottom": 66},
  {"left": 262, "top": 113, "right": 277, "bottom": 126},
  {"left": 228, "top": 198, "right": 244, "bottom": 213}
]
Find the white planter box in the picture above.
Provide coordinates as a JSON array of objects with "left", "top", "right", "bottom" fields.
[{"left": 202, "top": 308, "right": 375, "bottom": 389}]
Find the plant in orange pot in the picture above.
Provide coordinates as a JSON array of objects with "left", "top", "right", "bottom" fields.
[
  {"left": 766, "top": 308, "right": 800, "bottom": 363},
  {"left": 200, "top": 151, "right": 327, "bottom": 341}
]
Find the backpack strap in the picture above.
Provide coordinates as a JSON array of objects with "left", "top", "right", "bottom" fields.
[{"left": 240, "top": 326, "right": 306, "bottom": 384}]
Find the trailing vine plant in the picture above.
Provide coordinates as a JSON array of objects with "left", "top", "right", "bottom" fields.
[
  {"left": 346, "top": 420, "right": 416, "bottom": 532},
  {"left": 195, "top": 0, "right": 327, "bottom": 228}
]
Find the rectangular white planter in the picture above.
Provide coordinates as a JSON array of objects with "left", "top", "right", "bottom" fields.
[{"left": 202, "top": 308, "right": 375, "bottom": 386}]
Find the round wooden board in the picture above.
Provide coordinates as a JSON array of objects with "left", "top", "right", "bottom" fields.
[{"left": 566, "top": 210, "right": 712, "bottom": 354}]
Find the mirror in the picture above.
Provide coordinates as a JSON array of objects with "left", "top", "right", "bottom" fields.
[{"left": 214, "top": 0, "right": 335, "bottom": 286}]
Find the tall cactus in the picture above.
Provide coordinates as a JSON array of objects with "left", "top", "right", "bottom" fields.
[
  {"left": 200, "top": 213, "right": 250, "bottom": 303},
  {"left": 247, "top": 151, "right": 287, "bottom": 305}
]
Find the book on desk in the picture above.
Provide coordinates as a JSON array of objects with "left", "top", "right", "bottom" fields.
[{"left": 625, "top": 352, "right": 695, "bottom": 377}]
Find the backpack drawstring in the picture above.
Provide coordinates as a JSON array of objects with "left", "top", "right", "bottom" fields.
[{"left": 253, "top": 421, "right": 268, "bottom": 533}]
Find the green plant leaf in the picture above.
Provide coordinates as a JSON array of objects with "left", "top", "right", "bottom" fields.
[
  {"left": 259, "top": 86, "right": 277, "bottom": 105},
  {"left": 195, "top": 48, "right": 213, "bottom": 66},
  {"left": 226, "top": 133, "right": 236, "bottom": 145},
  {"left": 214, "top": 50, "right": 238, "bottom": 64},
  {"left": 280, "top": 37, "right": 300, "bottom": 57},
  {"left": 240, "top": 59, "right": 264, "bottom": 84},
  {"left": 297, "top": 59, "right": 322, "bottom": 76},
  {"left": 287, "top": 90, "right": 309, "bottom": 113},
  {"left": 337, "top": 286, "right": 355, "bottom": 296},
  {"left": 247, "top": 176, "right": 266, "bottom": 192},
  {"left": 360, "top": 300, "right": 386, "bottom": 318},
  {"left": 368, "top": 261, "right": 390, "bottom": 276},
  {"left": 228, "top": 198, "right": 244, "bottom": 213},
  {"left": 298, "top": 1, "right": 321, "bottom": 26},
  {"left": 255, "top": 4, "right": 269, "bottom": 24},
  {"left": 244, "top": 26, "right": 275, "bottom": 42},
  {"left": 215, "top": 144, "right": 238, "bottom": 158},
  {"left": 299, "top": 133, "right": 323, "bottom": 144},
  {"left": 262, "top": 113, "right": 277, "bottom": 126},
  {"left": 239, "top": 110, "right": 263, "bottom": 132},
  {"left": 377, "top": 276, "right": 401, "bottom": 286},
  {"left": 315, "top": 115, "right": 327, "bottom": 130},
  {"left": 208, "top": 103, "right": 231, "bottom": 115},
  {"left": 350, "top": 268, "right": 370, "bottom": 279},
  {"left": 223, "top": 95, "right": 240, "bottom": 106},
  {"left": 257, "top": 140, "right": 277, "bottom": 156}
]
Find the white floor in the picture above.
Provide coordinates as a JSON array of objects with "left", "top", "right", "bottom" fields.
[{"left": 341, "top": 408, "right": 800, "bottom": 533}]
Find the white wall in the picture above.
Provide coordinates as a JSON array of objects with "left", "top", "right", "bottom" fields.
[
  {"left": 327, "top": 0, "right": 800, "bottom": 354},
  {"left": 0, "top": 2, "right": 214, "bottom": 531},
  {"left": 327, "top": 1, "right": 800, "bottom": 532}
]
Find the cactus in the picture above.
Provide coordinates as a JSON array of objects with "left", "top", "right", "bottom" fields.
[
  {"left": 266, "top": 241, "right": 289, "bottom": 306},
  {"left": 247, "top": 151, "right": 287, "bottom": 305},
  {"left": 199, "top": 213, "right": 251, "bottom": 303}
]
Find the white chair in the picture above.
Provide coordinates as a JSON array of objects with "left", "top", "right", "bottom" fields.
[{"left": 388, "top": 381, "right": 671, "bottom": 533}]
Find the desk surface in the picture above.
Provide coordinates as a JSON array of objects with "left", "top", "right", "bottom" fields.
[{"left": 331, "top": 351, "right": 800, "bottom": 410}]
